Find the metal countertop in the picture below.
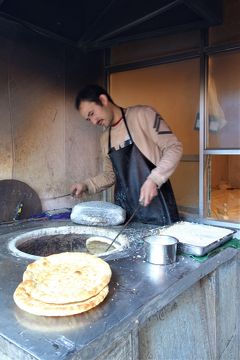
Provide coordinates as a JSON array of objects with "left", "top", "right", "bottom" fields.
[{"left": 0, "top": 220, "right": 238, "bottom": 360}]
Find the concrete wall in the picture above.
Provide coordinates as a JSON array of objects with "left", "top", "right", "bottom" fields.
[{"left": 0, "top": 19, "right": 104, "bottom": 211}]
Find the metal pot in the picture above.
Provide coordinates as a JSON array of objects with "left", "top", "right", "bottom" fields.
[{"left": 144, "top": 235, "right": 178, "bottom": 265}]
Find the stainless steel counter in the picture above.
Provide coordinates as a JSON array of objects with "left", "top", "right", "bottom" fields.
[{"left": 0, "top": 220, "right": 239, "bottom": 360}]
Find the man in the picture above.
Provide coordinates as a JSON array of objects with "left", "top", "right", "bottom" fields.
[{"left": 71, "top": 84, "right": 183, "bottom": 225}]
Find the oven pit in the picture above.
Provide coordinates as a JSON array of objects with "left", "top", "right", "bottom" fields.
[{"left": 8, "top": 225, "right": 129, "bottom": 260}]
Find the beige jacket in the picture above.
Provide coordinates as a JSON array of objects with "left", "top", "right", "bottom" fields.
[{"left": 85, "top": 105, "right": 183, "bottom": 194}]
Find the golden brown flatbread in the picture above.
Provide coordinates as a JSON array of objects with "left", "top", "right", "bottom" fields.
[
  {"left": 22, "top": 252, "right": 111, "bottom": 304},
  {"left": 14, "top": 282, "right": 109, "bottom": 316}
]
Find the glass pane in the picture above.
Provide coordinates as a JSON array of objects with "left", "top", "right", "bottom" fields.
[
  {"left": 209, "top": 0, "right": 240, "bottom": 46},
  {"left": 206, "top": 155, "right": 240, "bottom": 223},
  {"left": 170, "top": 160, "right": 199, "bottom": 216},
  {"left": 207, "top": 51, "right": 240, "bottom": 149},
  {"left": 110, "top": 58, "right": 200, "bottom": 215}
]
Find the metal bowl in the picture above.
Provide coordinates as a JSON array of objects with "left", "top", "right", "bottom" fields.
[{"left": 143, "top": 235, "right": 178, "bottom": 265}]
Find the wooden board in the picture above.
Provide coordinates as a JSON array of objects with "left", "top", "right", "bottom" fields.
[{"left": 0, "top": 179, "right": 42, "bottom": 222}]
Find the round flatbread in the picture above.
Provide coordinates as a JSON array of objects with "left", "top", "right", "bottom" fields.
[
  {"left": 22, "top": 252, "right": 111, "bottom": 304},
  {"left": 86, "top": 236, "right": 121, "bottom": 255},
  {"left": 14, "top": 282, "right": 109, "bottom": 316}
]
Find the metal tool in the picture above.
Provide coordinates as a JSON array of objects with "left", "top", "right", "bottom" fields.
[
  {"left": 50, "top": 193, "right": 72, "bottom": 200},
  {"left": 46, "top": 190, "right": 77, "bottom": 200},
  {"left": 105, "top": 202, "right": 142, "bottom": 252}
]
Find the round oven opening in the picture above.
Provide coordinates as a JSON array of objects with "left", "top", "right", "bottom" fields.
[{"left": 8, "top": 225, "right": 129, "bottom": 260}]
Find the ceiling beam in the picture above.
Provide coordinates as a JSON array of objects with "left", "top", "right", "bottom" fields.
[
  {"left": 91, "top": 0, "right": 180, "bottom": 43},
  {"left": 79, "top": 0, "right": 119, "bottom": 43},
  {"left": 84, "top": 19, "right": 206, "bottom": 50},
  {"left": 181, "top": 0, "right": 222, "bottom": 24}
]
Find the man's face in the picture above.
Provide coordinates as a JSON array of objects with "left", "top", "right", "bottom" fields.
[{"left": 79, "top": 96, "right": 114, "bottom": 128}]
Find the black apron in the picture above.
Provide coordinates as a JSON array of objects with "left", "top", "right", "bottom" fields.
[{"left": 108, "top": 108, "right": 179, "bottom": 225}]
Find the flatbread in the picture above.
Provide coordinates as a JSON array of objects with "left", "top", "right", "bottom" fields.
[
  {"left": 22, "top": 252, "right": 111, "bottom": 304},
  {"left": 14, "top": 304, "right": 103, "bottom": 331},
  {"left": 86, "top": 236, "right": 121, "bottom": 255},
  {"left": 14, "top": 282, "right": 109, "bottom": 316}
]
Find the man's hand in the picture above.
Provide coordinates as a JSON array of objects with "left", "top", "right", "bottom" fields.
[
  {"left": 70, "top": 183, "right": 88, "bottom": 198},
  {"left": 139, "top": 178, "right": 158, "bottom": 207}
]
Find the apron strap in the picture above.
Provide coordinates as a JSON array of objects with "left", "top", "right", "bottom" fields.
[{"left": 108, "top": 107, "right": 133, "bottom": 150}]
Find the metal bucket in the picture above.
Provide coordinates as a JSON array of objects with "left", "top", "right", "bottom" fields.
[{"left": 144, "top": 235, "right": 178, "bottom": 265}]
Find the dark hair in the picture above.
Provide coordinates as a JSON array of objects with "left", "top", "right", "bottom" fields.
[{"left": 75, "top": 84, "right": 114, "bottom": 110}]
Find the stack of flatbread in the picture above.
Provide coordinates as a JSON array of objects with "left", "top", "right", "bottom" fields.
[{"left": 13, "top": 252, "right": 111, "bottom": 316}]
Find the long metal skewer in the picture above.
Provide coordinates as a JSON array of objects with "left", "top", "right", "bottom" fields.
[
  {"left": 45, "top": 190, "right": 77, "bottom": 200},
  {"left": 51, "top": 193, "right": 72, "bottom": 200},
  {"left": 105, "top": 202, "right": 141, "bottom": 252}
]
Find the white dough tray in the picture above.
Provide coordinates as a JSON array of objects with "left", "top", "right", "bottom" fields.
[{"left": 154, "top": 221, "right": 236, "bottom": 256}]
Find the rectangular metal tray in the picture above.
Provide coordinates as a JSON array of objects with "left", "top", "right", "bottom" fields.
[
  {"left": 155, "top": 222, "right": 236, "bottom": 256},
  {"left": 178, "top": 232, "right": 235, "bottom": 256}
]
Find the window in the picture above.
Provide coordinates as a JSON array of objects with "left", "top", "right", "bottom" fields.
[
  {"left": 205, "top": 155, "right": 240, "bottom": 224},
  {"left": 207, "top": 52, "right": 240, "bottom": 149},
  {"left": 203, "top": 51, "right": 240, "bottom": 227}
]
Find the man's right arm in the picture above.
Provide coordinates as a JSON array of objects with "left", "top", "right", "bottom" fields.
[
  {"left": 71, "top": 129, "right": 116, "bottom": 198},
  {"left": 85, "top": 155, "right": 116, "bottom": 193},
  {"left": 71, "top": 155, "right": 116, "bottom": 198}
]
